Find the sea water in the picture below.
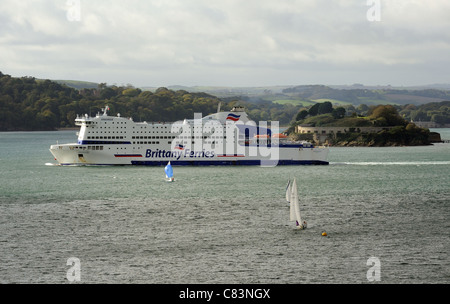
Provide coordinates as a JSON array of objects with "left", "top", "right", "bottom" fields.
[{"left": 0, "top": 129, "right": 449, "bottom": 284}]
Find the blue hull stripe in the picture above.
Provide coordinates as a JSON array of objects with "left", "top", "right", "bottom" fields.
[{"left": 130, "top": 160, "right": 329, "bottom": 166}]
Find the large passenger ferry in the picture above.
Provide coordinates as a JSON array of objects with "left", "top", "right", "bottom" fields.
[{"left": 49, "top": 106, "right": 329, "bottom": 166}]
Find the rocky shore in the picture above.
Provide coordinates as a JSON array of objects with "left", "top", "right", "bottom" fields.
[{"left": 329, "top": 130, "right": 442, "bottom": 147}]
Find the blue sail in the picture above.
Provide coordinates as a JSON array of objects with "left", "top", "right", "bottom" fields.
[{"left": 165, "top": 161, "right": 173, "bottom": 179}]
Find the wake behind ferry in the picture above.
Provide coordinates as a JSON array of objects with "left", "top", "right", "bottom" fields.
[{"left": 50, "top": 106, "right": 329, "bottom": 166}]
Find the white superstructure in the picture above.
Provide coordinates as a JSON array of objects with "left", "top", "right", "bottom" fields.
[{"left": 50, "top": 106, "right": 329, "bottom": 166}]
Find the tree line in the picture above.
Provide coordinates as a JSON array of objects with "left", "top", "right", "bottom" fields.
[
  {"left": 292, "top": 100, "right": 450, "bottom": 127},
  {"left": 398, "top": 101, "right": 450, "bottom": 124},
  {"left": 0, "top": 71, "right": 225, "bottom": 130},
  {"left": 0, "top": 72, "right": 305, "bottom": 131},
  {"left": 1, "top": 71, "right": 448, "bottom": 131}
]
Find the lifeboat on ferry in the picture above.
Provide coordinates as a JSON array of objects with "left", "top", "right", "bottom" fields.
[{"left": 272, "top": 133, "right": 288, "bottom": 139}]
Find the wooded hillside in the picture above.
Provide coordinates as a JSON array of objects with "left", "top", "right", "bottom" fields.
[{"left": 1, "top": 72, "right": 449, "bottom": 131}]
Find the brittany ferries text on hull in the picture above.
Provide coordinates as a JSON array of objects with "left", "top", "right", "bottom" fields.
[{"left": 49, "top": 106, "right": 329, "bottom": 166}]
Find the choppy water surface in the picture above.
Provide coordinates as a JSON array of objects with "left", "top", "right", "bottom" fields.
[{"left": 0, "top": 130, "right": 449, "bottom": 283}]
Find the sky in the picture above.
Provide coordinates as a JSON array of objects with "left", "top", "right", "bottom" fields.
[{"left": 1, "top": 0, "right": 449, "bottom": 88}]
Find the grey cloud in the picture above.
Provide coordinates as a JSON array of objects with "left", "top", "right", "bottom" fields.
[{"left": 0, "top": 0, "right": 449, "bottom": 87}]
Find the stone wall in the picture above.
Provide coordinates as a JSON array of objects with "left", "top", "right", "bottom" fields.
[
  {"left": 296, "top": 125, "right": 394, "bottom": 145},
  {"left": 296, "top": 126, "right": 393, "bottom": 135}
]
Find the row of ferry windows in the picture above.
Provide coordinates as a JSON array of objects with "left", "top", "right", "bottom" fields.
[
  {"left": 85, "top": 122, "right": 228, "bottom": 131},
  {"left": 88, "top": 130, "right": 172, "bottom": 133},
  {"left": 85, "top": 121, "right": 129, "bottom": 125},
  {"left": 132, "top": 136, "right": 226, "bottom": 139},
  {"left": 85, "top": 135, "right": 227, "bottom": 140},
  {"left": 88, "top": 128, "right": 222, "bottom": 134},
  {"left": 87, "top": 131, "right": 126, "bottom": 133},
  {"left": 134, "top": 141, "right": 160, "bottom": 145},
  {"left": 87, "top": 136, "right": 124, "bottom": 139},
  {"left": 70, "top": 141, "right": 225, "bottom": 150},
  {"left": 133, "top": 136, "right": 174, "bottom": 140},
  {"left": 132, "top": 141, "right": 217, "bottom": 145},
  {"left": 70, "top": 146, "right": 104, "bottom": 151},
  {"left": 87, "top": 121, "right": 216, "bottom": 129},
  {"left": 73, "top": 141, "right": 220, "bottom": 147},
  {"left": 86, "top": 121, "right": 171, "bottom": 128}
]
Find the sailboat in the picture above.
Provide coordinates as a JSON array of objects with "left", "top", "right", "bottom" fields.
[
  {"left": 286, "top": 178, "right": 307, "bottom": 229},
  {"left": 285, "top": 179, "right": 291, "bottom": 203},
  {"left": 165, "top": 161, "right": 174, "bottom": 182}
]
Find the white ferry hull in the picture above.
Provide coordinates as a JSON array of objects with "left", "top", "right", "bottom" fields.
[
  {"left": 50, "top": 143, "right": 329, "bottom": 166},
  {"left": 49, "top": 106, "right": 329, "bottom": 166}
]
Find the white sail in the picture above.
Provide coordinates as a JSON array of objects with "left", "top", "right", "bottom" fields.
[
  {"left": 287, "top": 180, "right": 296, "bottom": 221},
  {"left": 290, "top": 178, "right": 303, "bottom": 227},
  {"left": 289, "top": 195, "right": 296, "bottom": 222},
  {"left": 285, "top": 180, "right": 291, "bottom": 202}
]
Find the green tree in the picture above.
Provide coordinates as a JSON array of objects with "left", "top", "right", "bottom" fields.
[
  {"left": 432, "top": 114, "right": 449, "bottom": 124},
  {"left": 296, "top": 109, "right": 308, "bottom": 121},
  {"left": 122, "top": 88, "right": 141, "bottom": 97},
  {"left": 332, "top": 107, "right": 346, "bottom": 119},
  {"left": 308, "top": 103, "right": 321, "bottom": 116},
  {"left": 368, "top": 105, "right": 406, "bottom": 126},
  {"left": 357, "top": 104, "right": 369, "bottom": 114},
  {"left": 318, "top": 101, "right": 333, "bottom": 114},
  {"left": 411, "top": 110, "right": 428, "bottom": 121}
]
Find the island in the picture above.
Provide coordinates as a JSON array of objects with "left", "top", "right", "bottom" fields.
[{"left": 287, "top": 102, "right": 442, "bottom": 146}]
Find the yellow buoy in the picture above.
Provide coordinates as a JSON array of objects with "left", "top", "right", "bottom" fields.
[{"left": 322, "top": 231, "right": 327, "bottom": 236}]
